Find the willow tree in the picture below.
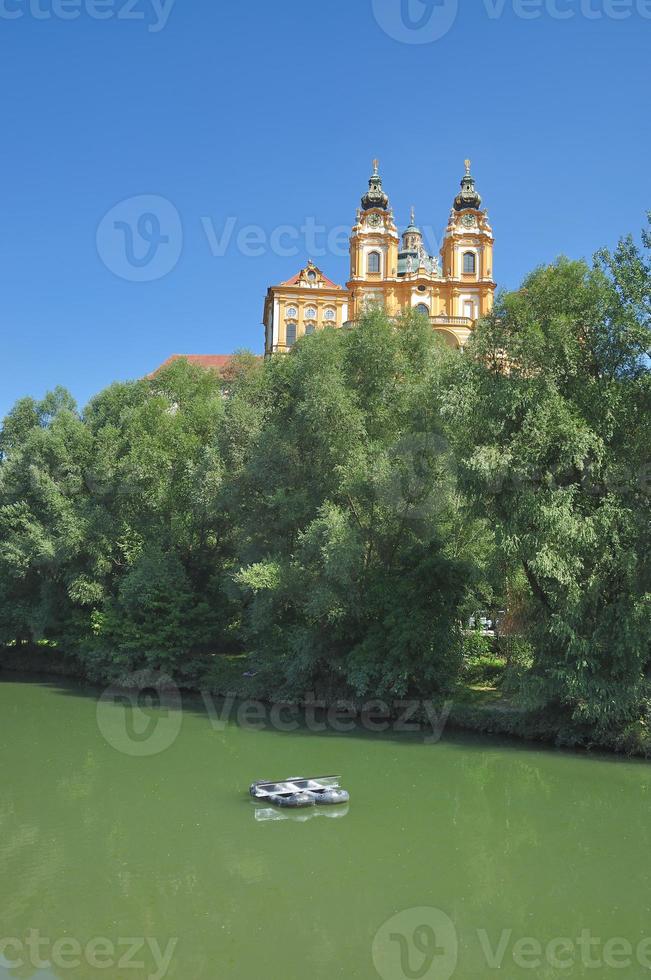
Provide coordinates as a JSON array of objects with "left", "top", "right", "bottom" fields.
[
  {"left": 230, "top": 310, "right": 492, "bottom": 699},
  {"left": 448, "top": 219, "right": 651, "bottom": 735}
]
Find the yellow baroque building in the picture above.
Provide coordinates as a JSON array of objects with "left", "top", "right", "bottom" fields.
[{"left": 263, "top": 159, "right": 495, "bottom": 355}]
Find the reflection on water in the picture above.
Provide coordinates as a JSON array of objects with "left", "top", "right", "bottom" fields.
[{"left": 253, "top": 804, "right": 349, "bottom": 823}]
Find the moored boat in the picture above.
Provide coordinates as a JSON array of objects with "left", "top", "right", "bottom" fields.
[{"left": 249, "top": 775, "right": 350, "bottom": 808}]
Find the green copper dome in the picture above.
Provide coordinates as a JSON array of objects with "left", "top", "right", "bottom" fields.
[
  {"left": 402, "top": 207, "right": 424, "bottom": 255},
  {"left": 398, "top": 208, "right": 440, "bottom": 277}
]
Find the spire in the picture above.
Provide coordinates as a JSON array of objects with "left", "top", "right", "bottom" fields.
[
  {"left": 361, "top": 158, "right": 389, "bottom": 211},
  {"left": 402, "top": 207, "right": 423, "bottom": 252},
  {"left": 405, "top": 205, "right": 419, "bottom": 233},
  {"left": 454, "top": 158, "right": 482, "bottom": 211}
]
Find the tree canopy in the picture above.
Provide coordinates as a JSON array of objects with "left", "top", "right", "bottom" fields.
[{"left": 1, "top": 217, "right": 649, "bottom": 748}]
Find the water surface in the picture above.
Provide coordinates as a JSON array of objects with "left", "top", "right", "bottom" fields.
[{"left": 1, "top": 677, "right": 650, "bottom": 979}]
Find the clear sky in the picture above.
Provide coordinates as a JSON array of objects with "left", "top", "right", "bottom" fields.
[{"left": 1, "top": 0, "right": 649, "bottom": 419}]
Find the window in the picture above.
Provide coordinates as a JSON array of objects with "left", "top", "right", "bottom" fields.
[
  {"left": 324, "top": 308, "right": 336, "bottom": 321},
  {"left": 415, "top": 303, "right": 430, "bottom": 316},
  {"left": 463, "top": 252, "right": 476, "bottom": 274},
  {"left": 286, "top": 306, "right": 298, "bottom": 318},
  {"left": 307, "top": 270, "right": 317, "bottom": 281},
  {"left": 286, "top": 322, "right": 297, "bottom": 347},
  {"left": 305, "top": 306, "right": 317, "bottom": 319},
  {"left": 367, "top": 251, "right": 381, "bottom": 274},
  {"left": 305, "top": 322, "right": 316, "bottom": 335}
]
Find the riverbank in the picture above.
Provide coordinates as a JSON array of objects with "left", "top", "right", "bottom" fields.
[{"left": 1, "top": 645, "right": 649, "bottom": 758}]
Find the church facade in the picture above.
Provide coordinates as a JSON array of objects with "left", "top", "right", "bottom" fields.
[{"left": 263, "top": 160, "right": 495, "bottom": 356}]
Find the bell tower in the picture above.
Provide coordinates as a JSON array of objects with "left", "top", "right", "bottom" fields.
[
  {"left": 348, "top": 160, "right": 400, "bottom": 320},
  {"left": 262, "top": 157, "right": 496, "bottom": 351},
  {"left": 441, "top": 160, "right": 495, "bottom": 323}
]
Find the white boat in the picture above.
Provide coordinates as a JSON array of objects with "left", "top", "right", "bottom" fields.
[{"left": 249, "top": 775, "right": 350, "bottom": 808}]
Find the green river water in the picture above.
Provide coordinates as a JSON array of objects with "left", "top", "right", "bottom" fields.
[{"left": 1, "top": 676, "right": 651, "bottom": 980}]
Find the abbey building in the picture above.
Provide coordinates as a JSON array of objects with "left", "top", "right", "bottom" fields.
[
  {"left": 151, "top": 161, "right": 496, "bottom": 379},
  {"left": 263, "top": 160, "right": 496, "bottom": 355}
]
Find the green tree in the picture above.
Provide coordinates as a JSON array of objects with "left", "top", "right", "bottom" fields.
[
  {"left": 231, "top": 311, "right": 487, "bottom": 699},
  {"left": 78, "top": 360, "right": 235, "bottom": 678},
  {"left": 449, "top": 223, "right": 651, "bottom": 735},
  {"left": 0, "top": 387, "right": 96, "bottom": 647},
  {"left": 0, "top": 360, "right": 242, "bottom": 679}
]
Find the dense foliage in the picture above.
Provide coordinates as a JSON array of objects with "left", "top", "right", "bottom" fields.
[
  {"left": 448, "top": 220, "right": 651, "bottom": 742},
  {"left": 227, "top": 313, "right": 484, "bottom": 699},
  {"left": 1, "top": 218, "right": 649, "bottom": 748}
]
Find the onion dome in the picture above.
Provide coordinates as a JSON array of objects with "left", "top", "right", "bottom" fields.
[
  {"left": 361, "top": 159, "right": 389, "bottom": 211},
  {"left": 454, "top": 159, "right": 482, "bottom": 211}
]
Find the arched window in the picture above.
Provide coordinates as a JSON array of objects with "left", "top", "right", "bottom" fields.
[
  {"left": 415, "top": 303, "right": 430, "bottom": 316},
  {"left": 463, "top": 252, "right": 476, "bottom": 274},
  {"left": 324, "top": 308, "right": 336, "bottom": 321},
  {"left": 367, "top": 251, "right": 381, "bottom": 274},
  {"left": 286, "top": 322, "right": 297, "bottom": 347},
  {"left": 304, "top": 322, "right": 316, "bottom": 335},
  {"left": 305, "top": 306, "right": 317, "bottom": 319}
]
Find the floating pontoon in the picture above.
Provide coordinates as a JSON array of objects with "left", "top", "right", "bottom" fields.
[{"left": 249, "top": 775, "right": 350, "bottom": 809}]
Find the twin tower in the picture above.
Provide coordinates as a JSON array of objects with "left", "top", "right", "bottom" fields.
[{"left": 263, "top": 160, "right": 496, "bottom": 355}]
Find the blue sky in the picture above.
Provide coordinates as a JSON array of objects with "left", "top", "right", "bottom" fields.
[{"left": 0, "top": 0, "right": 649, "bottom": 419}]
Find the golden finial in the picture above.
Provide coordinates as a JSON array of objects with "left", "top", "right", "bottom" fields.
[
  {"left": 372, "top": 158, "right": 379, "bottom": 175},
  {"left": 465, "top": 158, "right": 472, "bottom": 175}
]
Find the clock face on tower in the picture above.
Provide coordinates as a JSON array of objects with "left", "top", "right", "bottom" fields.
[
  {"left": 461, "top": 214, "right": 475, "bottom": 229},
  {"left": 367, "top": 213, "right": 382, "bottom": 228}
]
